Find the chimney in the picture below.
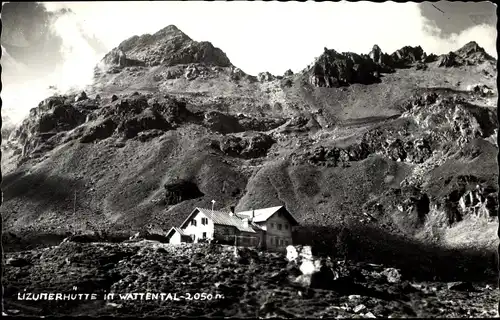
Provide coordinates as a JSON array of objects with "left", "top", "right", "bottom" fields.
[
  {"left": 229, "top": 206, "right": 235, "bottom": 217},
  {"left": 251, "top": 208, "right": 255, "bottom": 221}
]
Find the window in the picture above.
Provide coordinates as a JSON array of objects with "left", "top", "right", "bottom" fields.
[
  {"left": 201, "top": 218, "right": 208, "bottom": 225},
  {"left": 279, "top": 239, "right": 282, "bottom": 246},
  {"left": 285, "top": 240, "right": 289, "bottom": 246},
  {"left": 285, "top": 224, "right": 289, "bottom": 230},
  {"left": 191, "top": 219, "right": 197, "bottom": 226},
  {"left": 202, "top": 232, "right": 207, "bottom": 239},
  {"left": 271, "top": 223, "right": 275, "bottom": 229},
  {"left": 277, "top": 224, "right": 282, "bottom": 231}
]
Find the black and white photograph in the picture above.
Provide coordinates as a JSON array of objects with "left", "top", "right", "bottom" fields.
[{"left": 1, "top": 1, "right": 499, "bottom": 318}]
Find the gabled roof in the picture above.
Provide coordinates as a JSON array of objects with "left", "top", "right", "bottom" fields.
[
  {"left": 166, "top": 227, "right": 188, "bottom": 238},
  {"left": 236, "top": 206, "right": 299, "bottom": 225},
  {"left": 180, "top": 207, "right": 257, "bottom": 233}
]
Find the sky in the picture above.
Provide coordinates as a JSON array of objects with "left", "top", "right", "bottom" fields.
[
  {"left": 41, "top": 1, "right": 497, "bottom": 75},
  {"left": 1, "top": 1, "right": 497, "bottom": 126}
]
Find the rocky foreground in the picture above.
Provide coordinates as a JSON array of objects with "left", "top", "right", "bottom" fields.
[{"left": 3, "top": 241, "right": 499, "bottom": 318}]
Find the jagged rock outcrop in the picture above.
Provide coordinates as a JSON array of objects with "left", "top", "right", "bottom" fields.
[
  {"left": 434, "top": 176, "right": 498, "bottom": 225},
  {"left": 402, "top": 93, "right": 498, "bottom": 146},
  {"left": 308, "top": 48, "right": 380, "bottom": 88},
  {"left": 9, "top": 95, "right": 91, "bottom": 157},
  {"left": 116, "top": 108, "right": 171, "bottom": 139},
  {"left": 292, "top": 89, "right": 497, "bottom": 169},
  {"left": 368, "top": 45, "right": 395, "bottom": 72},
  {"left": 147, "top": 95, "right": 192, "bottom": 124},
  {"left": 99, "top": 48, "right": 146, "bottom": 74},
  {"left": 230, "top": 67, "right": 247, "bottom": 81},
  {"left": 92, "top": 93, "right": 173, "bottom": 139},
  {"left": 237, "top": 115, "right": 287, "bottom": 132},
  {"left": 80, "top": 118, "right": 117, "bottom": 143},
  {"left": 220, "top": 133, "right": 275, "bottom": 159},
  {"left": 257, "top": 72, "right": 276, "bottom": 82},
  {"left": 102, "top": 25, "right": 232, "bottom": 69},
  {"left": 437, "top": 41, "right": 495, "bottom": 68},
  {"left": 395, "top": 186, "right": 430, "bottom": 224},
  {"left": 294, "top": 130, "right": 432, "bottom": 167},
  {"left": 457, "top": 185, "right": 498, "bottom": 218},
  {"left": 283, "top": 69, "right": 294, "bottom": 77},
  {"left": 389, "top": 46, "right": 427, "bottom": 68}
]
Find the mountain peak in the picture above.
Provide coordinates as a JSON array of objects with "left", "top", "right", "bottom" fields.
[
  {"left": 455, "top": 41, "right": 488, "bottom": 56},
  {"left": 101, "top": 25, "right": 232, "bottom": 69},
  {"left": 152, "top": 24, "right": 191, "bottom": 41},
  {"left": 435, "top": 40, "right": 496, "bottom": 67}
]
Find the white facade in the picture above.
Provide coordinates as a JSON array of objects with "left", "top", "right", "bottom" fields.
[{"left": 181, "top": 211, "right": 215, "bottom": 242}]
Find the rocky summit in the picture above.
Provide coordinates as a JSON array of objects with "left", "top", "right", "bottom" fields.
[
  {"left": 1, "top": 24, "right": 498, "bottom": 318},
  {"left": 98, "top": 25, "right": 232, "bottom": 73}
]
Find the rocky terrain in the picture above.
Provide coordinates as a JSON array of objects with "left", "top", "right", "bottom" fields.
[
  {"left": 1, "top": 24, "right": 498, "bottom": 317},
  {"left": 3, "top": 241, "right": 498, "bottom": 318}
]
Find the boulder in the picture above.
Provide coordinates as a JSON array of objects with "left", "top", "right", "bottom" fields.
[
  {"left": 184, "top": 65, "right": 202, "bottom": 80},
  {"left": 354, "top": 304, "right": 367, "bottom": 313},
  {"left": 381, "top": 267, "right": 402, "bottom": 283}
]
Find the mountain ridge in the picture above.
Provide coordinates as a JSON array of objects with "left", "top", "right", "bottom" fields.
[{"left": 1, "top": 25, "right": 497, "bottom": 265}]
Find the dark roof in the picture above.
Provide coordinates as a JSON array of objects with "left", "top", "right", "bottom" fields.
[
  {"left": 178, "top": 206, "right": 299, "bottom": 233},
  {"left": 180, "top": 207, "right": 257, "bottom": 233},
  {"left": 166, "top": 227, "right": 188, "bottom": 238}
]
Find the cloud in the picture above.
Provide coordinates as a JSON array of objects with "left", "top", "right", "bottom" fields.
[
  {"left": 1, "top": 1, "right": 496, "bottom": 127},
  {"left": 40, "top": 1, "right": 497, "bottom": 75}
]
